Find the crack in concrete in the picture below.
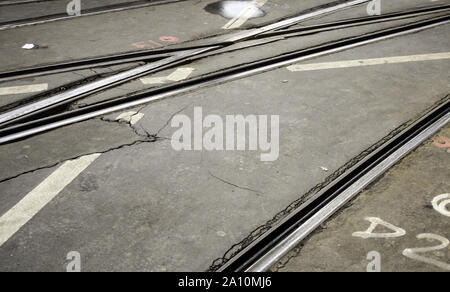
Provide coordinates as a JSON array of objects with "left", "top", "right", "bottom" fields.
[
  {"left": 0, "top": 102, "right": 187, "bottom": 186},
  {"left": 208, "top": 170, "right": 262, "bottom": 196},
  {"left": 0, "top": 138, "right": 158, "bottom": 185},
  {"left": 0, "top": 104, "right": 176, "bottom": 184},
  {"left": 100, "top": 105, "right": 151, "bottom": 138},
  {"left": 99, "top": 100, "right": 195, "bottom": 143},
  {"left": 270, "top": 134, "right": 446, "bottom": 272},
  {"left": 71, "top": 71, "right": 89, "bottom": 79},
  {"left": 207, "top": 94, "right": 450, "bottom": 272},
  {"left": 155, "top": 103, "right": 192, "bottom": 136},
  {"left": 89, "top": 68, "right": 100, "bottom": 75}
]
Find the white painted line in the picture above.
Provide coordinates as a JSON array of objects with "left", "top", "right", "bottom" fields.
[
  {"left": 115, "top": 111, "right": 144, "bottom": 125},
  {"left": 166, "top": 67, "right": 195, "bottom": 81},
  {"left": 0, "top": 154, "right": 100, "bottom": 247},
  {"left": 0, "top": 83, "right": 48, "bottom": 96},
  {"left": 431, "top": 194, "right": 450, "bottom": 217},
  {"left": 140, "top": 67, "right": 195, "bottom": 84},
  {"left": 223, "top": 0, "right": 268, "bottom": 29},
  {"left": 287, "top": 52, "right": 450, "bottom": 72},
  {"left": 352, "top": 217, "right": 406, "bottom": 239}
]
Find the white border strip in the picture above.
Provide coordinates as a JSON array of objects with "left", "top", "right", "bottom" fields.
[
  {"left": 287, "top": 52, "right": 450, "bottom": 72},
  {"left": 0, "top": 153, "right": 100, "bottom": 247},
  {"left": 0, "top": 83, "right": 48, "bottom": 96}
]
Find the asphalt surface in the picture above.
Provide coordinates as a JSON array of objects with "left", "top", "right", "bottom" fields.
[{"left": 0, "top": 0, "right": 449, "bottom": 272}]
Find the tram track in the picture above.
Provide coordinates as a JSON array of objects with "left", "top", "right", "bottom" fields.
[
  {"left": 259, "top": 3, "right": 450, "bottom": 38},
  {"left": 0, "top": 0, "right": 373, "bottom": 126},
  {"left": 1, "top": 3, "right": 449, "bottom": 82},
  {"left": 0, "top": 13, "right": 448, "bottom": 144},
  {"left": 217, "top": 96, "right": 449, "bottom": 272},
  {"left": 0, "top": 0, "right": 449, "bottom": 274},
  {"left": 0, "top": 0, "right": 52, "bottom": 6}
]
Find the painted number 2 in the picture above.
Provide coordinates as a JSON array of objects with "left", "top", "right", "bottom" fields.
[
  {"left": 353, "top": 217, "right": 449, "bottom": 271},
  {"left": 402, "top": 234, "right": 450, "bottom": 271}
]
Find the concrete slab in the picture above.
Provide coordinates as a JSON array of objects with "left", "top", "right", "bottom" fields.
[
  {"left": 0, "top": 23, "right": 448, "bottom": 271},
  {"left": 74, "top": 15, "right": 450, "bottom": 107},
  {"left": 0, "top": 62, "right": 141, "bottom": 113},
  {"left": 0, "top": 118, "right": 139, "bottom": 182},
  {"left": 0, "top": 69, "right": 96, "bottom": 111},
  {"left": 2, "top": 12, "right": 446, "bottom": 114},
  {"left": 276, "top": 125, "right": 450, "bottom": 272},
  {"left": 0, "top": 0, "right": 337, "bottom": 71}
]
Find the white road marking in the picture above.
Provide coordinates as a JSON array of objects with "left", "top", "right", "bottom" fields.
[
  {"left": 403, "top": 233, "right": 450, "bottom": 271},
  {"left": 223, "top": 0, "right": 268, "bottom": 29},
  {"left": 115, "top": 111, "right": 144, "bottom": 125},
  {"left": 140, "top": 67, "right": 195, "bottom": 84},
  {"left": 0, "top": 154, "right": 100, "bottom": 247},
  {"left": 0, "top": 83, "right": 48, "bottom": 96},
  {"left": 166, "top": 67, "right": 195, "bottom": 81},
  {"left": 431, "top": 193, "right": 450, "bottom": 217},
  {"left": 352, "top": 217, "right": 406, "bottom": 239},
  {"left": 21, "top": 43, "right": 36, "bottom": 50},
  {"left": 287, "top": 52, "right": 450, "bottom": 72}
]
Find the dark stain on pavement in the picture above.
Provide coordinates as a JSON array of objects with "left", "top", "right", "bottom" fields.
[{"left": 78, "top": 173, "right": 99, "bottom": 192}]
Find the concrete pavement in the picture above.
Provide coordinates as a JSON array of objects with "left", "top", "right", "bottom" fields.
[
  {"left": 275, "top": 125, "right": 450, "bottom": 272},
  {"left": 0, "top": 0, "right": 337, "bottom": 71},
  {"left": 0, "top": 22, "right": 449, "bottom": 270},
  {"left": 0, "top": 0, "right": 449, "bottom": 272}
]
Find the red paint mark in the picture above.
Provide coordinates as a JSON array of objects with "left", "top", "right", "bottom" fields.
[
  {"left": 132, "top": 36, "right": 178, "bottom": 49},
  {"left": 432, "top": 136, "right": 450, "bottom": 153},
  {"left": 159, "top": 36, "right": 179, "bottom": 43}
]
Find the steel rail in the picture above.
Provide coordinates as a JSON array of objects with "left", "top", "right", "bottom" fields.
[
  {"left": 245, "top": 106, "right": 450, "bottom": 272},
  {"left": 258, "top": 4, "right": 450, "bottom": 38},
  {"left": 0, "top": 0, "right": 189, "bottom": 31},
  {"left": 0, "top": 0, "right": 48, "bottom": 6},
  {"left": 0, "top": 47, "right": 220, "bottom": 127},
  {"left": 1, "top": 3, "right": 448, "bottom": 82},
  {"left": 0, "top": 0, "right": 371, "bottom": 127},
  {"left": 0, "top": 15, "right": 448, "bottom": 145},
  {"left": 0, "top": 52, "right": 173, "bottom": 82}
]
